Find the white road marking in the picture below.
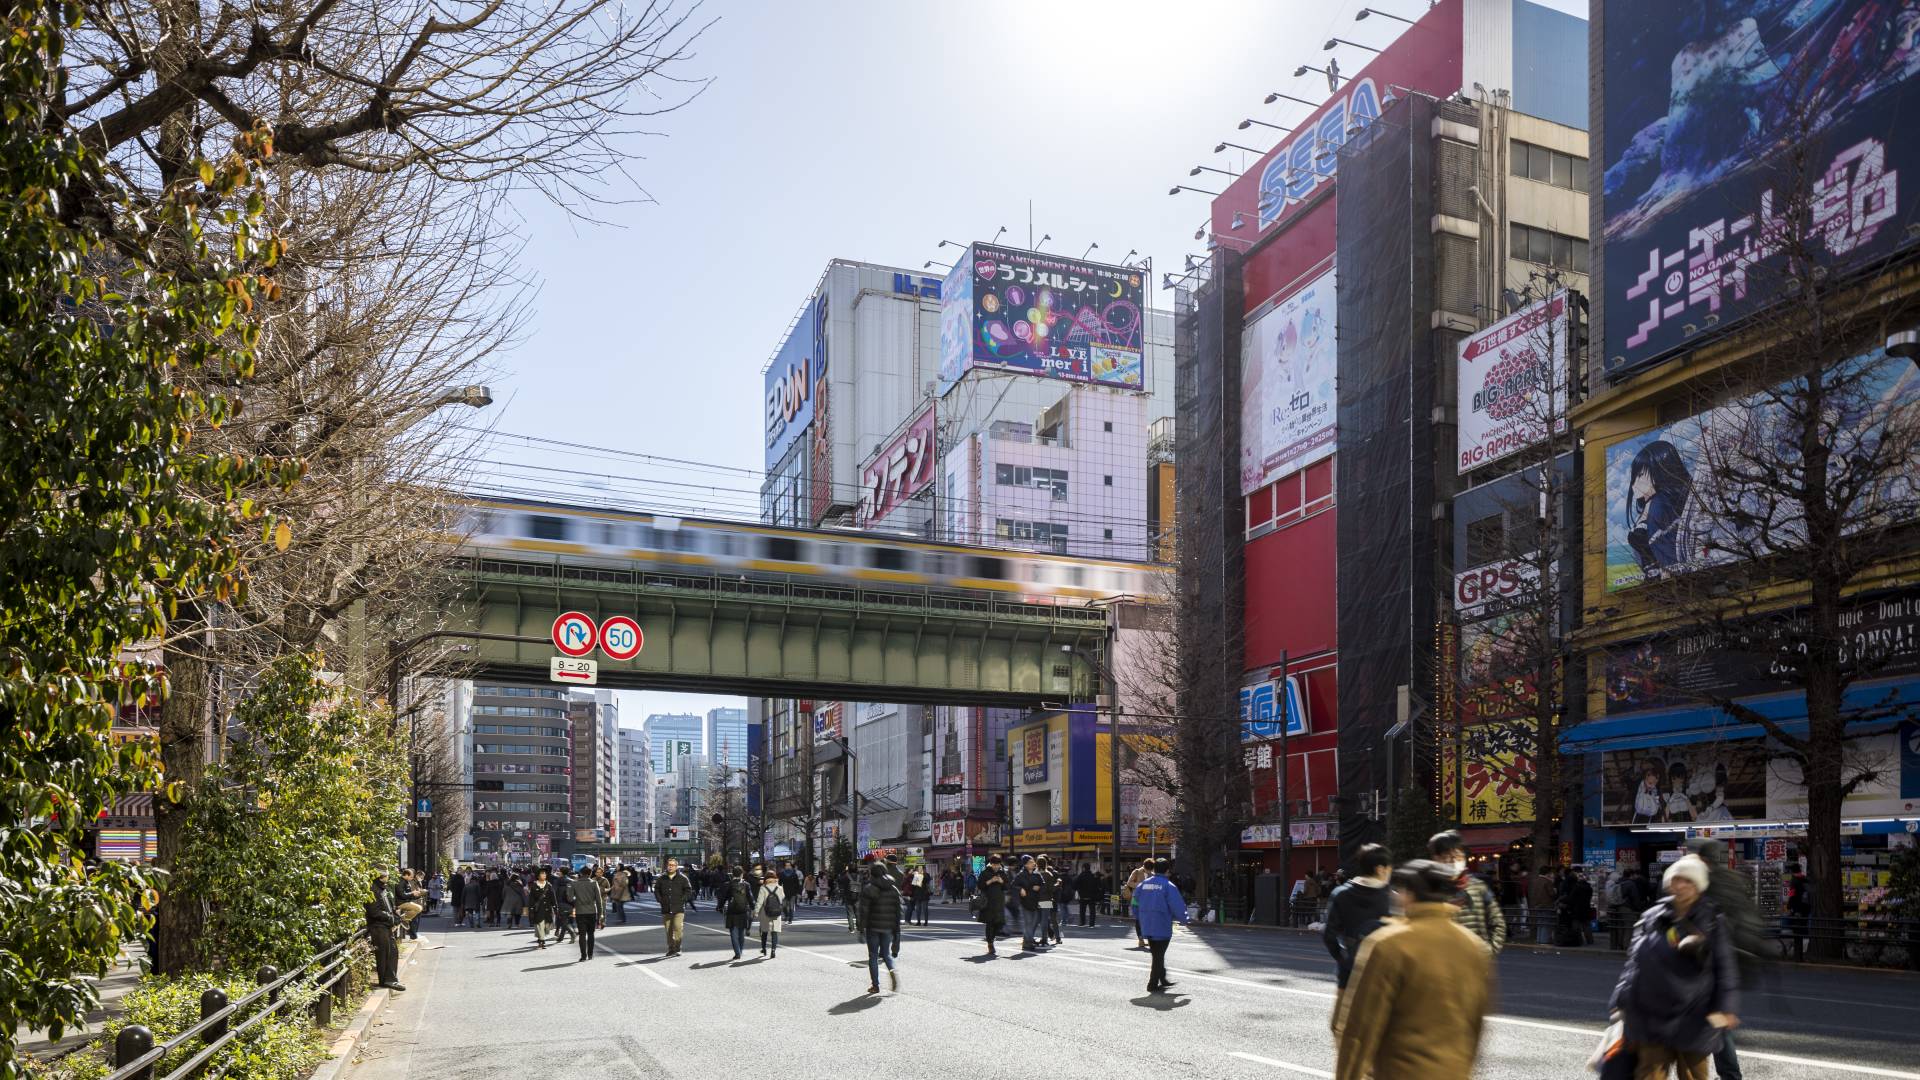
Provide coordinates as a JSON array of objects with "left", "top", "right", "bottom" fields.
[
  {"left": 1227, "top": 1051, "right": 1334, "bottom": 1077},
  {"left": 597, "top": 941, "right": 677, "bottom": 987}
]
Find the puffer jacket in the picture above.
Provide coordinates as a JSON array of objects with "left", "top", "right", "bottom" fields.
[
  {"left": 859, "top": 871, "right": 903, "bottom": 935},
  {"left": 1451, "top": 874, "right": 1507, "bottom": 955},
  {"left": 1610, "top": 896, "right": 1740, "bottom": 1056},
  {"left": 1334, "top": 902, "right": 1492, "bottom": 1080}
]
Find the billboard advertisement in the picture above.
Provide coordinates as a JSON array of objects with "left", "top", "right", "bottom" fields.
[
  {"left": 1601, "top": 740, "right": 1770, "bottom": 826},
  {"left": 1022, "top": 726, "right": 1048, "bottom": 784},
  {"left": 1240, "top": 267, "right": 1336, "bottom": 494},
  {"left": 940, "top": 243, "right": 1146, "bottom": 392},
  {"left": 1456, "top": 293, "right": 1570, "bottom": 474},
  {"left": 1441, "top": 719, "right": 1537, "bottom": 825},
  {"left": 1603, "top": 351, "right": 1920, "bottom": 591},
  {"left": 764, "top": 294, "right": 828, "bottom": 469},
  {"left": 1600, "top": 1, "right": 1920, "bottom": 376},
  {"left": 1207, "top": 0, "right": 1463, "bottom": 239},
  {"left": 857, "top": 403, "right": 937, "bottom": 526}
]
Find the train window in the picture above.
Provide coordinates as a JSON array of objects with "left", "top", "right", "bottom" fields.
[
  {"left": 529, "top": 515, "right": 569, "bottom": 541},
  {"left": 923, "top": 553, "right": 953, "bottom": 577},
  {"left": 968, "top": 556, "right": 1007, "bottom": 580},
  {"left": 822, "top": 545, "right": 849, "bottom": 566},
  {"left": 1068, "top": 566, "right": 1085, "bottom": 586},
  {"left": 867, "top": 546, "right": 907, "bottom": 571},
  {"left": 464, "top": 510, "right": 495, "bottom": 534},
  {"left": 674, "top": 530, "right": 697, "bottom": 551},
  {"left": 595, "top": 522, "right": 617, "bottom": 545},
  {"left": 760, "top": 537, "right": 801, "bottom": 561}
]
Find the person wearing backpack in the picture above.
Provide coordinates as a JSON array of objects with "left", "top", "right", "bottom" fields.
[
  {"left": 1429, "top": 831, "right": 1506, "bottom": 956},
  {"left": 755, "top": 869, "right": 785, "bottom": 957},
  {"left": 722, "top": 866, "right": 755, "bottom": 960},
  {"left": 859, "top": 860, "right": 903, "bottom": 993}
]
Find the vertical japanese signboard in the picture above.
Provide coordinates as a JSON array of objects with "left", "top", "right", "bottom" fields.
[
  {"left": 857, "top": 404, "right": 937, "bottom": 526},
  {"left": 1456, "top": 292, "right": 1570, "bottom": 474},
  {"left": 1600, "top": 1, "right": 1920, "bottom": 376}
]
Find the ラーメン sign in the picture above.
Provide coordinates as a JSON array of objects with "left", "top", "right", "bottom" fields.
[{"left": 1456, "top": 293, "right": 1570, "bottom": 474}]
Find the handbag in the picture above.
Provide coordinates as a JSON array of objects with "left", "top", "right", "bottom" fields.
[
  {"left": 968, "top": 893, "right": 986, "bottom": 916},
  {"left": 1588, "top": 1020, "right": 1636, "bottom": 1079}
]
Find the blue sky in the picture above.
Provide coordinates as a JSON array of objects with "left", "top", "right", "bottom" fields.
[{"left": 474, "top": 0, "right": 1585, "bottom": 722}]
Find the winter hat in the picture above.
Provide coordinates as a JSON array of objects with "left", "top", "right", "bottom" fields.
[{"left": 1662, "top": 853, "right": 1710, "bottom": 894}]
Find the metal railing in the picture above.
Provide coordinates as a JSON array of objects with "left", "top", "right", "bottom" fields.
[{"left": 106, "top": 929, "right": 367, "bottom": 1080}]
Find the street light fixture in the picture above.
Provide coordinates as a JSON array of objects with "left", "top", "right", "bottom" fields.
[
  {"left": 1325, "top": 36, "right": 1382, "bottom": 52},
  {"left": 1168, "top": 185, "right": 1218, "bottom": 197},
  {"left": 1191, "top": 164, "right": 1240, "bottom": 178},
  {"left": 1263, "top": 91, "right": 1319, "bottom": 108},
  {"left": 435, "top": 384, "right": 493, "bottom": 409},
  {"left": 1356, "top": 7, "right": 1416, "bottom": 24},
  {"left": 1215, "top": 140, "right": 1263, "bottom": 155},
  {"left": 1238, "top": 118, "right": 1291, "bottom": 132}
]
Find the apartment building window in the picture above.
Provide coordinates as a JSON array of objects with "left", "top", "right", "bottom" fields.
[
  {"left": 994, "top": 464, "right": 1068, "bottom": 500},
  {"left": 1510, "top": 223, "right": 1589, "bottom": 275},
  {"left": 476, "top": 686, "right": 566, "bottom": 699},
  {"left": 471, "top": 724, "right": 566, "bottom": 737},
  {"left": 995, "top": 518, "right": 1069, "bottom": 553},
  {"left": 1103, "top": 421, "right": 1113, "bottom": 432},
  {"left": 473, "top": 743, "right": 568, "bottom": 756},
  {"left": 1511, "top": 140, "right": 1587, "bottom": 191}
]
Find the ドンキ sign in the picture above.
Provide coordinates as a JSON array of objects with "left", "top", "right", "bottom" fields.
[
  {"left": 598, "top": 615, "right": 643, "bottom": 661},
  {"left": 551, "top": 611, "right": 597, "bottom": 658}
]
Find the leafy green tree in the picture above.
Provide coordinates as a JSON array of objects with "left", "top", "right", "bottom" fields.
[
  {"left": 169, "top": 654, "right": 406, "bottom": 972},
  {"left": 0, "top": 1, "right": 282, "bottom": 1069}
]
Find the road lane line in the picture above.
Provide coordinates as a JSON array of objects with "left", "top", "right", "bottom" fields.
[
  {"left": 1227, "top": 1051, "right": 1333, "bottom": 1077},
  {"left": 597, "top": 941, "right": 677, "bottom": 987}
]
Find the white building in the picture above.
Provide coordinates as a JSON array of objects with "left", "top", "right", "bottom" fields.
[{"left": 616, "top": 727, "right": 654, "bottom": 844}]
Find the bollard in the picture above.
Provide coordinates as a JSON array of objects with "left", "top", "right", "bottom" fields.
[
  {"left": 200, "top": 987, "right": 229, "bottom": 1042},
  {"left": 312, "top": 987, "right": 333, "bottom": 1028},
  {"left": 256, "top": 964, "right": 280, "bottom": 1005},
  {"left": 114, "top": 1024, "right": 155, "bottom": 1080}
]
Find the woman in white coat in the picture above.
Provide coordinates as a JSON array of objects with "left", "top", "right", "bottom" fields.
[{"left": 755, "top": 870, "right": 784, "bottom": 957}]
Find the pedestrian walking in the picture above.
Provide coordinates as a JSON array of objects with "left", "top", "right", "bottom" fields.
[
  {"left": 552, "top": 868, "right": 576, "bottom": 943},
  {"left": 1322, "top": 843, "right": 1394, "bottom": 1031},
  {"left": 1610, "top": 854, "right": 1741, "bottom": 1080},
  {"left": 528, "top": 868, "right": 557, "bottom": 948},
  {"left": 502, "top": 871, "right": 526, "bottom": 930},
  {"left": 1013, "top": 855, "right": 1046, "bottom": 951},
  {"left": 462, "top": 873, "right": 484, "bottom": 928},
  {"left": 1124, "top": 858, "right": 1152, "bottom": 949},
  {"left": 571, "top": 867, "right": 605, "bottom": 961},
  {"left": 859, "top": 860, "right": 903, "bottom": 994},
  {"left": 755, "top": 870, "right": 785, "bottom": 957},
  {"left": 975, "top": 854, "right": 1010, "bottom": 957},
  {"left": 366, "top": 874, "right": 406, "bottom": 991},
  {"left": 449, "top": 870, "right": 466, "bottom": 919},
  {"left": 837, "top": 864, "right": 859, "bottom": 933},
  {"left": 1134, "top": 858, "right": 1189, "bottom": 994},
  {"left": 611, "top": 866, "right": 631, "bottom": 925},
  {"left": 723, "top": 866, "right": 754, "bottom": 960},
  {"left": 907, "top": 863, "right": 932, "bottom": 926},
  {"left": 427, "top": 873, "right": 445, "bottom": 915},
  {"left": 1038, "top": 855, "right": 1064, "bottom": 944},
  {"left": 655, "top": 857, "right": 694, "bottom": 957},
  {"left": 1428, "top": 831, "right": 1507, "bottom": 956},
  {"left": 484, "top": 870, "right": 503, "bottom": 926},
  {"left": 1333, "top": 860, "right": 1492, "bottom": 1080},
  {"left": 880, "top": 852, "right": 907, "bottom": 956},
  {"left": 1074, "top": 862, "right": 1099, "bottom": 927},
  {"left": 1684, "top": 838, "right": 1764, "bottom": 1080},
  {"left": 777, "top": 861, "right": 801, "bottom": 925}
]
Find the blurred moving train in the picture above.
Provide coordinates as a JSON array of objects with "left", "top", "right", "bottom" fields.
[{"left": 459, "top": 497, "right": 1163, "bottom": 604}]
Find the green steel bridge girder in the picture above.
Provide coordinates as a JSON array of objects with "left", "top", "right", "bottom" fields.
[{"left": 446, "top": 556, "right": 1111, "bottom": 707}]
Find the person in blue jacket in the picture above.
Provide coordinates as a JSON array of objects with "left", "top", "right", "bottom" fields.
[{"left": 1133, "top": 858, "right": 1190, "bottom": 994}]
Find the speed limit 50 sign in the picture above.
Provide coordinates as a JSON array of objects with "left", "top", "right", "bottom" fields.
[{"left": 598, "top": 615, "right": 644, "bottom": 661}]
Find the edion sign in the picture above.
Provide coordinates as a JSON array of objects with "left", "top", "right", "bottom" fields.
[{"left": 857, "top": 405, "right": 936, "bottom": 526}]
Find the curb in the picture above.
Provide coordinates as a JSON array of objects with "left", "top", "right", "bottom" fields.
[{"left": 307, "top": 940, "right": 415, "bottom": 1080}]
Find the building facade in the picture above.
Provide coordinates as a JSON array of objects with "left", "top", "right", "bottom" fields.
[
  {"left": 707, "top": 706, "right": 748, "bottom": 772},
  {"left": 616, "top": 726, "right": 655, "bottom": 844},
  {"left": 465, "top": 682, "right": 574, "bottom": 863},
  {"left": 568, "top": 690, "right": 619, "bottom": 844},
  {"left": 644, "top": 713, "right": 703, "bottom": 774}
]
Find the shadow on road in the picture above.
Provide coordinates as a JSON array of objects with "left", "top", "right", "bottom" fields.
[
  {"left": 519, "top": 961, "right": 579, "bottom": 972},
  {"left": 1130, "top": 993, "right": 1191, "bottom": 1010},
  {"left": 689, "top": 960, "right": 733, "bottom": 969},
  {"left": 828, "top": 995, "right": 883, "bottom": 1015}
]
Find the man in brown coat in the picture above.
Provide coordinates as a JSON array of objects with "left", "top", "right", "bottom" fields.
[{"left": 1333, "top": 860, "right": 1493, "bottom": 1080}]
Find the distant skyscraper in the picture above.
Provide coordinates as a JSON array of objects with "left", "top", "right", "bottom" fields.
[
  {"left": 707, "top": 707, "right": 748, "bottom": 772},
  {"left": 645, "top": 713, "right": 703, "bottom": 773},
  {"left": 617, "top": 727, "right": 654, "bottom": 843}
]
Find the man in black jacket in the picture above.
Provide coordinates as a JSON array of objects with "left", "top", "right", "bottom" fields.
[
  {"left": 858, "top": 861, "right": 903, "bottom": 993},
  {"left": 1013, "top": 856, "right": 1047, "bottom": 951},
  {"left": 1074, "top": 863, "right": 1100, "bottom": 927},
  {"left": 365, "top": 875, "right": 405, "bottom": 991},
  {"left": 654, "top": 857, "right": 694, "bottom": 957},
  {"left": 1321, "top": 843, "right": 1392, "bottom": 1030}
]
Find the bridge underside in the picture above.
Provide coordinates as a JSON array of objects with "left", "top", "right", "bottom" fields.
[{"left": 448, "top": 557, "right": 1109, "bottom": 707}]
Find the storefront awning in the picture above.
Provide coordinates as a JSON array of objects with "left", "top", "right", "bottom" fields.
[
  {"left": 1558, "top": 676, "right": 1919, "bottom": 754},
  {"left": 1459, "top": 825, "right": 1530, "bottom": 853}
]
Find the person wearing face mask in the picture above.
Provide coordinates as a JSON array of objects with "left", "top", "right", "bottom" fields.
[
  {"left": 1428, "top": 830, "right": 1506, "bottom": 956},
  {"left": 1322, "top": 843, "right": 1394, "bottom": 1034},
  {"left": 1333, "top": 860, "right": 1492, "bottom": 1080},
  {"left": 1608, "top": 854, "right": 1740, "bottom": 1080}
]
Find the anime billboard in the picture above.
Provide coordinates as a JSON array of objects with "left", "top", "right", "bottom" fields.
[
  {"left": 1600, "top": 0, "right": 1920, "bottom": 375},
  {"left": 1601, "top": 740, "right": 1771, "bottom": 826},
  {"left": 1239, "top": 268, "right": 1337, "bottom": 494},
  {"left": 1603, "top": 351, "right": 1920, "bottom": 591}
]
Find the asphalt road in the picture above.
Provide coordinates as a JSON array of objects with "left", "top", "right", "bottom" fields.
[{"left": 346, "top": 899, "right": 1920, "bottom": 1080}]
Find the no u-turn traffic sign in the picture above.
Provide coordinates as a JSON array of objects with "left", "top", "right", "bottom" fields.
[{"left": 551, "top": 611, "right": 597, "bottom": 657}]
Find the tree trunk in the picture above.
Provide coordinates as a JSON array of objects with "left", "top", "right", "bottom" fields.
[
  {"left": 1802, "top": 651, "right": 1847, "bottom": 961},
  {"left": 153, "top": 643, "right": 209, "bottom": 976}
]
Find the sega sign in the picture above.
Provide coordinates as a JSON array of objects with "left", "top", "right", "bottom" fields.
[
  {"left": 1239, "top": 675, "right": 1308, "bottom": 742},
  {"left": 1254, "top": 79, "right": 1382, "bottom": 228},
  {"left": 764, "top": 294, "right": 828, "bottom": 469}
]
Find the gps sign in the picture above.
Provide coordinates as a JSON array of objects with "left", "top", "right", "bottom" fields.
[{"left": 548, "top": 612, "right": 646, "bottom": 661}]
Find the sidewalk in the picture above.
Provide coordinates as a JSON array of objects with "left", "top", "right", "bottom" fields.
[{"left": 15, "top": 941, "right": 146, "bottom": 1060}]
